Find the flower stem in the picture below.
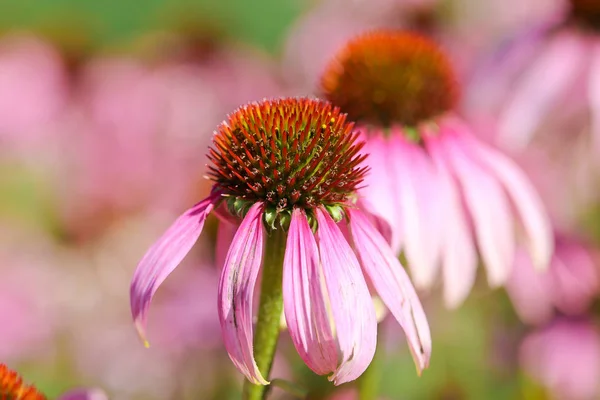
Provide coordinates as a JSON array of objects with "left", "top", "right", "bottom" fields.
[{"left": 243, "top": 229, "right": 287, "bottom": 400}]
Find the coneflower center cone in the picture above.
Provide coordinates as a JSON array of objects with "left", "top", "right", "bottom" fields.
[
  {"left": 570, "top": 0, "right": 600, "bottom": 30},
  {"left": 208, "top": 98, "right": 368, "bottom": 226},
  {"left": 0, "top": 365, "right": 46, "bottom": 400},
  {"left": 321, "top": 31, "right": 459, "bottom": 129}
]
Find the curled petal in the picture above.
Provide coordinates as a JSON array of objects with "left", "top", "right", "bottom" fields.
[
  {"left": 452, "top": 124, "right": 553, "bottom": 270},
  {"left": 440, "top": 131, "right": 515, "bottom": 287},
  {"left": 315, "top": 208, "right": 377, "bottom": 385},
  {"left": 130, "top": 195, "right": 217, "bottom": 346},
  {"left": 218, "top": 202, "right": 267, "bottom": 385},
  {"left": 348, "top": 208, "right": 431, "bottom": 373},
  {"left": 283, "top": 208, "right": 338, "bottom": 375},
  {"left": 497, "top": 33, "right": 586, "bottom": 149}
]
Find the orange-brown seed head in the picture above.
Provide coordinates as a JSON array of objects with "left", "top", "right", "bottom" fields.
[
  {"left": 321, "top": 30, "right": 459, "bottom": 128},
  {"left": 207, "top": 98, "right": 368, "bottom": 218},
  {"left": 0, "top": 364, "right": 46, "bottom": 400},
  {"left": 570, "top": 0, "right": 600, "bottom": 30}
]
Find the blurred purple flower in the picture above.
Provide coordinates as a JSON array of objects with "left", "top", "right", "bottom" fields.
[
  {"left": 466, "top": 0, "right": 600, "bottom": 157},
  {"left": 520, "top": 318, "right": 600, "bottom": 400},
  {"left": 0, "top": 35, "right": 69, "bottom": 155},
  {"left": 321, "top": 30, "right": 553, "bottom": 308},
  {"left": 130, "top": 98, "right": 431, "bottom": 385},
  {"left": 507, "top": 235, "right": 599, "bottom": 325}
]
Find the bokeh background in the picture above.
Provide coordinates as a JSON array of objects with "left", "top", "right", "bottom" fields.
[{"left": 1, "top": 0, "right": 599, "bottom": 399}]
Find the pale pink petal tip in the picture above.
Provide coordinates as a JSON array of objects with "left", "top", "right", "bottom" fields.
[
  {"left": 347, "top": 208, "right": 431, "bottom": 374},
  {"left": 58, "top": 389, "right": 109, "bottom": 400},
  {"left": 451, "top": 125, "right": 553, "bottom": 271},
  {"left": 218, "top": 202, "right": 268, "bottom": 385},
  {"left": 283, "top": 208, "right": 338, "bottom": 376},
  {"left": 129, "top": 195, "right": 217, "bottom": 347},
  {"left": 316, "top": 208, "right": 378, "bottom": 385}
]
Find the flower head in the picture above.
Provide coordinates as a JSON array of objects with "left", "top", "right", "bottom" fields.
[
  {"left": 322, "top": 31, "right": 458, "bottom": 128},
  {"left": 0, "top": 364, "right": 45, "bottom": 400},
  {"left": 0, "top": 364, "right": 106, "bottom": 400},
  {"left": 321, "top": 31, "right": 553, "bottom": 307},
  {"left": 570, "top": 0, "right": 600, "bottom": 30},
  {"left": 130, "top": 97, "right": 430, "bottom": 385},
  {"left": 207, "top": 98, "right": 367, "bottom": 224}
]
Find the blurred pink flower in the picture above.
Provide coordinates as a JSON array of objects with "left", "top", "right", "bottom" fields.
[
  {"left": 520, "top": 318, "right": 600, "bottom": 400},
  {"left": 130, "top": 98, "right": 430, "bottom": 385},
  {"left": 0, "top": 229, "right": 60, "bottom": 362},
  {"left": 507, "top": 235, "right": 599, "bottom": 325},
  {"left": 321, "top": 30, "right": 553, "bottom": 308},
  {"left": 0, "top": 34, "right": 69, "bottom": 155},
  {"left": 57, "top": 41, "right": 283, "bottom": 241},
  {"left": 466, "top": 0, "right": 600, "bottom": 157},
  {"left": 57, "top": 216, "right": 223, "bottom": 399}
]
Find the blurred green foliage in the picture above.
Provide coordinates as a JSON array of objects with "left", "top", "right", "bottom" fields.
[{"left": 0, "top": 0, "right": 306, "bottom": 54}]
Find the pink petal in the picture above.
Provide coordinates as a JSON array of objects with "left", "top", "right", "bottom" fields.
[
  {"left": 497, "top": 33, "right": 587, "bottom": 149},
  {"left": 588, "top": 41, "right": 600, "bottom": 155},
  {"left": 218, "top": 202, "right": 267, "bottom": 385},
  {"left": 130, "top": 195, "right": 217, "bottom": 346},
  {"left": 390, "top": 134, "right": 443, "bottom": 288},
  {"left": 452, "top": 123, "right": 553, "bottom": 270},
  {"left": 315, "top": 208, "right": 377, "bottom": 385},
  {"left": 506, "top": 249, "right": 554, "bottom": 325},
  {"left": 58, "top": 389, "right": 108, "bottom": 400},
  {"left": 359, "top": 132, "right": 403, "bottom": 253},
  {"left": 424, "top": 131, "right": 477, "bottom": 307},
  {"left": 283, "top": 208, "right": 338, "bottom": 375},
  {"left": 439, "top": 129, "right": 516, "bottom": 287},
  {"left": 347, "top": 208, "right": 431, "bottom": 373}
]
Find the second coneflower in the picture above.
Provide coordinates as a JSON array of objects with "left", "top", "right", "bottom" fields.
[
  {"left": 321, "top": 31, "right": 553, "bottom": 307},
  {"left": 130, "top": 98, "right": 430, "bottom": 397}
]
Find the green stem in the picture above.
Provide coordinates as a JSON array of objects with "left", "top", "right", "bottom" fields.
[
  {"left": 358, "top": 332, "right": 384, "bottom": 400},
  {"left": 243, "top": 229, "right": 287, "bottom": 400}
]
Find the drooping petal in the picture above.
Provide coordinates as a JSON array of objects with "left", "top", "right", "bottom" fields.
[
  {"left": 283, "top": 208, "right": 338, "bottom": 375},
  {"left": 451, "top": 123, "right": 553, "bottom": 270},
  {"left": 425, "top": 131, "right": 478, "bottom": 307},
  {"left": 130, "top": 195, "right": 217, "bottom": 345},
  {"left": 347, "top": 208, "right": 431, "bottom": 373},
  {"left": 497, "top": 33, "right": 586, "bottom": 149},
  {"left": 359, "top": 132, "right": 403, "bottom": 253},
  {"left": 439, "top": 129, "right": 516, "bottom": 287},
  {"left": 218, "top": 202, "right": 267, "bottom": 385},
  {"left": 390, "top": 134, "right": 443, "bottom": 288},
  {"left": 588, "top": 41, "right": 600, "bottom": 155},
  {"left": 58, "top": 389, "right": 108, "bottom": 400},
  {"left": 315, "top": 208, "right": 377, "bottom": 385}
]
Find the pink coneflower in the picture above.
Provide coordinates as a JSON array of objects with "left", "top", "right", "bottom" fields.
[
  {"left": 467, "top": 0, "right": 600, "bottom": 155},
  {"left": 321, "top": 31, "right": 553, "bottom": 307},
  {"left": 0, "top": 363, "right": 107, "bottom": 400},
  {"left": 130, "top": 98, "right": 430, "bottom": 391},
  {"left": 520, "top": 318, "right": 600, "bottom": 400},
  {"left": 506, "top": 234, "right": 599, "bottom": 325}
]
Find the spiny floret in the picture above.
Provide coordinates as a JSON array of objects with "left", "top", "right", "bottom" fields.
[
  {"left": 321, "top": 30, "right": 459, "bottom": 128},
  {"left": 570, "top": 0, "right": 600, "bottom": 30},
  {"left": 207, "top": 98, "right": 368, "bottom": 217},
  {"left": 0, "top": 364, "right": 46, "bottom": 400}
]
